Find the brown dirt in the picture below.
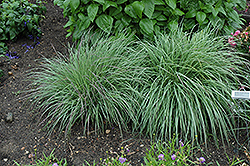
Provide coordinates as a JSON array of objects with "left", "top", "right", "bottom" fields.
[{"left": 1, "top": 0, "right": 250, "bottom": 166}]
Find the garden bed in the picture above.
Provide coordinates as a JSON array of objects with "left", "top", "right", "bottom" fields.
[{"left": 0, "top": 0, "right": 250, "bottom": 165}]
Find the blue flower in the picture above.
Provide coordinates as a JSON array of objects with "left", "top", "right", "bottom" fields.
[{"left": 118, "top": 157, "right": 126, "bottom": 164}]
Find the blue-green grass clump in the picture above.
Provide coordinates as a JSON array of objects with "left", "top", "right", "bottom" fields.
[
  {"left": 26, "top": 31, "right": 146, "bottom": 136},
  {"left": 137, "top": 26, "right": 250, "bottom": 145}
]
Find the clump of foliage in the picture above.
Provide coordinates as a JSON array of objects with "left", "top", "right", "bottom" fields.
[
  {"left": 26, "top": 31, "right": 144, "bottom": 137},
  {"left": 228, "top": 25, "right": 250, "bottom": 57},
  {"left": 53, "top": 0, "right": 246, "bottom": 41},
  {"left": 137, "top": 25, "right": 250, "bottom": 146},
  {"left": 0, "top": 0, "right": 46, "bottom": 56}
]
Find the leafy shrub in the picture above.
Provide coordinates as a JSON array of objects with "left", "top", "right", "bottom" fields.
[
  {"left": 137, "top": 25, "right": 250, "bottom": 145},
  {"left": 54, "top": 0, "right": 246, "bottom": 41},
  {"left": 26, "top": 31, "right": 144, "bottom": 136},
  {"left": 0, "top": 0, "right": 46, "bottom": 55}
]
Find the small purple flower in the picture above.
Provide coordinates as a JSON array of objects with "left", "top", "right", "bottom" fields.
[
  {"left": 36, "top": 42, "right": 40, "bottom": 45},
  {"left": 158, "top": 154, "right": 164, "bottom": 160},
  {"left": 118, "top": 157, "right": 126, "bottom": 164},
  {"left": 22, "top": 43, "right": 27, "bottom": 47},
  {"left": 171, "top": 154, "right": 176, "bottom": 161},
  {"left": 25, "top": 50, "right": 29, "bottom": 53},
  {"left": 52, "top": 163, "right": 58, "bottom": 166},
  {"left": 127, "top": 149, "right": 129, "bottom": 152},
  {"left": 179, "top": 139, "right": 184, "bottom": 147},
  {"left": 199, "top": 157, "right": 205, "bottom": 164}
]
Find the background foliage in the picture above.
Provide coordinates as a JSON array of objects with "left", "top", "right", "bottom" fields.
[
  {"left": 54, "top": 0, "right": 246, "bottom": 41},
  {"left": 0, "top": 0, "right": 46, "bottom": 56}
]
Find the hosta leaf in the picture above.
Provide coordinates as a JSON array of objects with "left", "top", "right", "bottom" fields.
[
  {"left": 103, "top": 1, "right": 117, "bottom": 11},
  {"left": 154, "top": 0, "right": 165, "bottom": 5},
  {"left": 124, "top": 4, "right": 137, "bottom": 18},
  {"left": 87, "top": 3, "right": 99, "bottom": 22},
  {"left": 117, "top": 0, "right": 127, "bottom": 4},
  {"left": 93, "top": 0, "right": 104, "bottom": 4},
  {"left": 78, "top": 13, "right": 91, "bottom": 29},
  {"left": 185, "top": 9, "right": 197, "bottom": 18},
  {"left": 139, "top": 18, "right": 155, "bottom": 36},
  {"left": 196, "top": 11, "right": 206, "bottom": 24},
  {"left": 142, "top": 0, "right": 154, "bottom": 19},
  {"left": 109, "top": 6, "right": 122, "bottom": 16},
  {"left": 95, "top": 14, "right": 113, "bottom": 33},
  {"left": 81, "top": 0, "right": 90, "bottom": 4},
  {"left": 165, "top": 0, "right": 176, "bottom": 10},
  {"left": 174, "top": 8, "right": 184, "bottom": 16},
  {"left": 132, "top": 1, "right": 145, "bottom": 19},
  {"left": 70, "top": 0, "right": 80, "bottom": 12}
]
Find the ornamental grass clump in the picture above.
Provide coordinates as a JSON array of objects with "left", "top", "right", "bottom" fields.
[
  {"left": 26, "top": 31, "right": 145, "bottom": 136},
  {"left": 138, "top": 25, "right": 250, "bottom": 145}
]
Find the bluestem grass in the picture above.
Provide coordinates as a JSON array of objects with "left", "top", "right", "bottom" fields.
[{"left": 25, "top": 30, "right": 145, "bottom": 137}]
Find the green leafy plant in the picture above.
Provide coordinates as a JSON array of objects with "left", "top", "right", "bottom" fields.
[
  {"left": 0, "top": 0, "right": 46, "bottom": 55},
  {"left": 14, "top": 149, "right": 67, "bottom": 166},
  {"left": 25, "top": 30, "right": 144, "bottom": 137},
  {"left": 228, "top": 26, "right": 250, "bottom": 57},
  {"left": 137, "top": 24, "right": 250, "bottom": 146},
  {"left": 54, "top": 0, "right": 246, "bottom": 41}
]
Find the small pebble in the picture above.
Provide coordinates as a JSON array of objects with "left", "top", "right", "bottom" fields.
[
  {"left": 21, "top": 147, "right": 25, "bottom": 151},
  {"left": 5, "top": 112, "right": 13, "bottom": 122},
  {"left": 106, "top": 130, "right": 110, "bottom": 134},
  {"left": 3, "top": 158, "right": 8, "bottom": 162},
  {"left": 140, "top": 144, "right": 144, "bottom": 147},
  {"left": 8, "top": 71, "right": 13, "bottom": 75}
]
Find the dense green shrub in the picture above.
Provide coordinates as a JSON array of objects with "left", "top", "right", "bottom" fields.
[
  {"left": 0, "top": 0, "right": 46, "bottom": 55},
  {"left": 137, "top": 25, "right": 250, "bottom": 145},
  {"left": 26, "top": 31, "right": 144, "bottom": 136},
  {"left": 54, "top": 0, "right": 246, "bottom": 41}
]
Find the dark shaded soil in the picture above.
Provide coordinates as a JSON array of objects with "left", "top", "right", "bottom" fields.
[{"left": 1, "top": 0, "right": 250, "bottom": 166}]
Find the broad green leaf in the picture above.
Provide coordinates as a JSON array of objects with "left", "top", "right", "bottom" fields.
[
  {"left": 114, "top": 20, "right": 125, "bottom": 32},
  {"left": 216, "top": 6, "right": 226, "bottom": 16},
  {"left": 208, "top": 15, "right": 224, "bottom": 29},
  {"left": 167, "top": 20, "right": 178, "bottom": 31},
  {"left": 121, "top": 16, "right": 132, "bottom": 26},
  {"left": 103, "top": 1, "right": 117, "bottom": 11},
  {"left": 87, "top": 3, "right": 99, "bottom": 22},
  {"left": 174, "top": 8, "right": 184, "bottom": 16},
  {"left": 152, "top": 11, "right": 162, "bottom": 19},
  {"left": 132, "top": 1, "right": 145, "bottom": 19},
  {"left": 93, "top": 0, "right": 104, "bottom": 4},
  {"left": 142, "top": 0, "right": 154, "bottom": 19},
  {"left": 95, "top": 14, "right": 113, "bottom": 33},
  {"left": 81, "top": 0, "right": 90, "bottom": 4},
  {"left": 63, "top": 0, "right": 70, "bottom": 8},
  {"left": 70, "top": 0, "right": 80, "bottom": 12},
  {"left": 154, "top": 0, "right": 165, "bottom": 5},
  {"left": 227, "top": 10, "right": 240, "bottom": 22},
  {"left": 0, "top": 28, "right": 3, "bottom": 33},
  {"left": 109, "top": 6, "right": 122, "bottom": 16},
  {"left": 185, "top": 9, "right": 197, "bottom": 18},
  {"left": 139, "top": 18, "right": 155, "bottom": 36},
  {"left": 78, "top": 13, "right": 91, "bottom": 29},
  {"left": 156, "top": 14, "right": 167, "bottom": 21},
  {"left": 124, "top": 4, "right": 137, "bottom": 18},
  {"left": 117, "top": 0, "right": 127, "bottom": 4},
  {"left": 9, "top": 29, "right": 17, "bottom": 40},
  {"left": 196, "top": 11, "right": 206, "bottom": 24},
  {"left": 165, "top": 0, "right": 176, "bottom": 10},
  {"left": 64, "top": 20, "right": 73, "bottom": 28}
]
